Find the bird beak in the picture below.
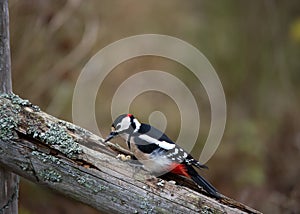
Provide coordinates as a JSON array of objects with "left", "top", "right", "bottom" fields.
[{"left": 103, "top": 131, "right": 118, "bottom": 142}]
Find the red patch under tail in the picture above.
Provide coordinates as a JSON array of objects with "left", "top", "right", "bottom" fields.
[{"left": 170, "top": 163, "right": 190, "bottom": 178}]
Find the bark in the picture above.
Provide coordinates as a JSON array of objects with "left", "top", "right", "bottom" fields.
[
  {"left": 0, "top": 94, "right": 261, "bottom": 214},
  {"left": 0, "top": 0, "right": 12, "bottom": 93},
  {"left": 0, "top": 0, "right": 19, "bottom": 213}
]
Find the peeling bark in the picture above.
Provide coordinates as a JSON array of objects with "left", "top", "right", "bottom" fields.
[{"left": 0, "top": 94, "right": 261, "bottom": 214}]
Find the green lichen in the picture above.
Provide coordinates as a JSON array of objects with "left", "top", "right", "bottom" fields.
[
  {"left": 1, "top": 93, "right": 40, "bottom": 112},
  {"left": 26, "top": 118, "right": 45, "bottom": 139},
  {"left": 31, "top": 151, "right": 61, "bottom": 165},
  {"left": 0, "top": 115, "right": 18, "bottom": 140},
  {"left": 0, "top": 94, "right": 19, "bottom": 140},
  {"left": 0, "top": 94, "right": 81, "bottom": 158},
  {"left": 39, "top": 123, "right": 82, "bottom": 158},
  {"left": 0, "top": 93, "right": 41, "bottom": 141},
  {"left": 38, "top": 168, "right": 62, "bottom": 182},
  {"left": 77, "top": 175, "right": 107, "bottom": 193}
]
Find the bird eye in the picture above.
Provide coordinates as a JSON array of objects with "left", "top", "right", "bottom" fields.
[{"left": 116, "top": 124, "right": 121, "bottom": 130}]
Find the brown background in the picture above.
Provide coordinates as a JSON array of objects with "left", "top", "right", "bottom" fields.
[{"left": 8, "top": 0, "right": 300, "bottom": 213}]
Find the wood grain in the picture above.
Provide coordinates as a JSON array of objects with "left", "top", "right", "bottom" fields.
[{"left": 0, "top": 95, "right": 261, "bottom": 214}]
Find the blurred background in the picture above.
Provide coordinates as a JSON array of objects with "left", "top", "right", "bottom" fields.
[{"left": 8, "top": 0, "right": 300, "bottom": 213}]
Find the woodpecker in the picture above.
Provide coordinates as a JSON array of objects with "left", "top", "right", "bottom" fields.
[{"left": 104, "top": 114, "right": 220, "bottom": 199}]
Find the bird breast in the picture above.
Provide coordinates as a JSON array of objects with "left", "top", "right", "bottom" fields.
[{"left": 129, "top": 141, "right": 173, "bottom": 175}]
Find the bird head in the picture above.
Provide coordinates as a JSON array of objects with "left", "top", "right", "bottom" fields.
[{"left": 104, "top": 114, "right": 140, "bottom": 142}]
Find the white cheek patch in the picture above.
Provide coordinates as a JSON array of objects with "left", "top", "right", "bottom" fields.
[
  {"left": 139, "top": 134, "right": 175, "bottom": 150},
  {"left": 117, "top": 117, "right": 131, "bottom": 132}
]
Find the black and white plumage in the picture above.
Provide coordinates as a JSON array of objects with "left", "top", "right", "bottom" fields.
[{"left": 104, "top": 114, "right": 220, "bottom": 199}]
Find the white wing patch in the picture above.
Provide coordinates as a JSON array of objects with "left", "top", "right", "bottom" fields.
[
  {"left": 173, "top": 148, "right": 179, "bottom": 155},
  {"left": 133, "top": 118, "right": 141, "bottom": 133},
  {"left": 139, "top": 134, "right": 175, "bottom": 150},
  {"left": 182, "top": 152, "right": 188, "bottom": 158}
]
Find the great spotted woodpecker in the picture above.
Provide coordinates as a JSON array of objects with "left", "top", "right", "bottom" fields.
[{"left": 104, "top": 114, "right": 220, "bottom": 199}]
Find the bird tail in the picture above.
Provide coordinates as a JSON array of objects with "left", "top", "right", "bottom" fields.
[{"left": 186, "top": 165, "right": 221, "bottom": 199}]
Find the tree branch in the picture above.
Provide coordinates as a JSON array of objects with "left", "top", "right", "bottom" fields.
[
  {"left": 0, "top": 0, "right": 19, "bottom": 213},
  {"left": 0, "top": 0, "right": 12, "bottom": 93},
  {"left": 0, "top": 94, "right": 261, "bottom": 214}
]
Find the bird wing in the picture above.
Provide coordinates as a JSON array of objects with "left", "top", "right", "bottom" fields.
[
  {"left": 136, "top": 124, "right": 208, "bottom": 169},
  {"left": 184, "top": 154, "right": 208, "bottom": 169},
  {"left": 134, "top": 123, "right": 176, "bottom": 150},
  {"left": 137, "top": 124, "right": 174, "bottom": 143}
]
